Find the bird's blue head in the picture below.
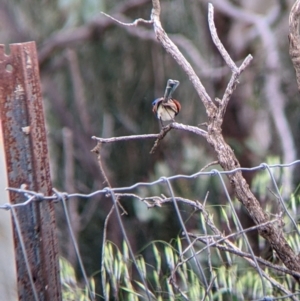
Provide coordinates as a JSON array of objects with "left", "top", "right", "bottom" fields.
[{"left": 152, "top": 98, "right": 160, "bottom": 106}]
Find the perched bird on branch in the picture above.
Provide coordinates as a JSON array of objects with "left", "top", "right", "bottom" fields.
[{"left": 152, "top": 79, "right": 181, "bottom": 126}]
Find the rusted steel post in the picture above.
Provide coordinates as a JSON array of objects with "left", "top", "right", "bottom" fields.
[{"left": 0, "top": 42, "right": 62, "bottom": 300}]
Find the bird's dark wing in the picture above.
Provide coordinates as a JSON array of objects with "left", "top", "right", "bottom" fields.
[{"left": 162, "top": 99, "right": 181, "bottom": 115}]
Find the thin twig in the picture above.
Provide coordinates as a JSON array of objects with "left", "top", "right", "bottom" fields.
[
  {"left": 92, "top": 133, "right": 160, "bottom": 143},
  {"left": 91, "top": 142, "right": 128, "bottom": 215},
  {"left": 101, "top": 11, "right": 153, "bottom": 26},
  {"left": 92, "top": 122, "right": 207, "bottom": 153},
  {"left": 208, "top": 4, "right": 253, "bottom": 119},
  {"left": 149, "top": 124, "right": 172, "bottom": 154},
  {"left": 208, "top": 4, "right": 238, "bottom": 73},
  {"left": 199, "top": 161, "right": 219, "bottom": 172}
]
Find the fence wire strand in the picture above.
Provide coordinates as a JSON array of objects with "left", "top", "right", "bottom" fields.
[
  {"left": 9, "top": 205, "right": 39, "bottom": 301},
  {"left": 105, "top": 187, "right": 152, "bottom": 301},
  {"left": 213, "top": 168, "right": 267, "bottom": 296},
  {"left": 163, "top": 177, "right": 209, "bottom": 291},
  {"left": 3, "top": 160, "right": 300, "bottom": 210},
  {"left": 2, "top": 160, "right": 300, "bottom": 300},
  {"left": 54, "top": 189, "right": 95, "bottom": 301}
]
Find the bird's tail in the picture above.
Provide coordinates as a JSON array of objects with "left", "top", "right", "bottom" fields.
[{"left": 163, "top": 79, "right": 180, "bottom": 102}]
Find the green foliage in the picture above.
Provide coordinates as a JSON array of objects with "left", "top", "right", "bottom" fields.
[
  {"left": 98, "top": 238, "right": 298, "bottom": 300},
  {"left": 60, "top": 257, "right": 96, "bottom": 300},
  {"left": 60, "top": 200, "right": 300, "bottom": 301}
]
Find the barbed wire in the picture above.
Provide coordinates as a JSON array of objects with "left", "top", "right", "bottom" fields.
[
  {"left": 2, "top": 159, "right": 300, "bottom": 210},
  {"left": 2, "top": 159, "right": 300, "bottom": 301}
]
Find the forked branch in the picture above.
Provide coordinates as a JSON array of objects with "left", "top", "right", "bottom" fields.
[
  {"left": 95, "top": 0, "right": 300, "bottom": 281},
  {"left": 150, "top": 0, "right": 300, "bottom": 280}
]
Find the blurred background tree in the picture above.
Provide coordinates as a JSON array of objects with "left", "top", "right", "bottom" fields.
[{"left": 1, "top": 0, "right": 299, "bottom": 297}]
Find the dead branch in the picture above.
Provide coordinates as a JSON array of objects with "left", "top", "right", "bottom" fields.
[
  {"left": 150, "top": 0, "right": 300, "bottom": 281},
  {"left": 92, "top": 122, "right": 207, "bottom": 149},
  {"left": 206, "top": 0, "right": 296, "bottom": 196},
  {"left": 91, "top": 0, "right": 300, "bottom": 282},
  {"left": 100, "top": 12, "right": 152, "bottom": 26},
  {"left": 143, "top": 194, "right": 297, "bottom": 299},
  {"left": 149, "top": 125, "right": 173, "bottom": 154},
  {"left": 208, "top": 4, "right": 253, "bottom": 119},
  {"left": 91, "top": 142, "right": 128, "bottom": 216}
]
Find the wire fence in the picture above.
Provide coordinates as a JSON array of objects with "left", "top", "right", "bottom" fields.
[{"left": 2, "top": 160, "right": 300, "bottom": 301}]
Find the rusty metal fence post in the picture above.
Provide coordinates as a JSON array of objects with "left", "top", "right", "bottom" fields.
[{"left": 0, "top": 42, "right": 62, "bottom": 300}]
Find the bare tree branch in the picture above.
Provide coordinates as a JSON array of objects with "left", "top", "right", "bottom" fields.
[
  {"left": 139, "top": 194, "right": 298, "bottom": 299},
  {"left": 92, "top": 122, "right": 207, "bottom": 145},
  {"left": 90, "top": 0, "right": 300, "bottom": 283},
  {"left": 149, "top": 0, "right": 300, "bottom": 281},
  {"left": 204, "top": 0, "right": 296, "bottom": 196},
  {"left": 208, "top": 4, "right": 239, "bottom": 74},
  {"left": 208, "top": 4, "right": 253, "bottom": 120},
  {"left": 101, "top": 11, "right": 152, "bottom": 26}
]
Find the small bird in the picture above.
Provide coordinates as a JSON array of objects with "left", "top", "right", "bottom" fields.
[{"left": 152, "top": 79, "right": 181, "bottom": 126}]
